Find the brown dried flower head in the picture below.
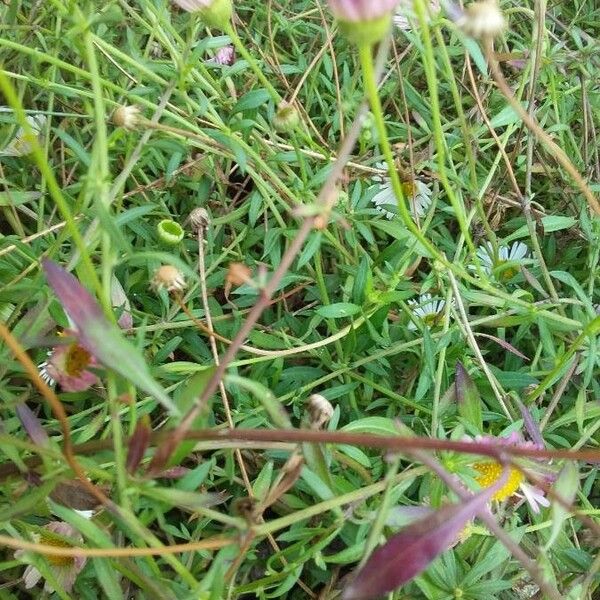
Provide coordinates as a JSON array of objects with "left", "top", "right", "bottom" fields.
[
  {"left": 189, "top": 207, "right": 211, "bottom": 233},
  {"left": 152, "top": 265, "right": 186, "bottom": 294}
]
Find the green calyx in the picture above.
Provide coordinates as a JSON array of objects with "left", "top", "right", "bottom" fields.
[
  {"left": 157, "top": 219, "right": 185, "bottom": 245},
  {"left": 199, "top": 0, "right": 232, "bottom": 30},
  {"left": 338, "top": 14, "right": 392, "bottom": 46}
]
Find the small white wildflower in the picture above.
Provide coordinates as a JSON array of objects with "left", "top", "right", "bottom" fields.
[
  {"left": 0, "top": 114, "right": 46, "bottom": 157},
  {"left": 407, "top": 293, "right": 447, "bottom": 330},
  {"left": 475, "top": 241, "right": 530, "bottom": 280},
  {"left": 370, "top": 162, "right": 432, "bottom": 220}
]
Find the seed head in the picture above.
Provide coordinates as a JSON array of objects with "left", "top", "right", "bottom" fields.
[
  {"left": 226, "top": 263, "right": 252, "bottom": 286},
  {"left": 112, "top": 105, "right": 141, "bottom": 130},
  {"left": 307, "top": 394, "right": 334, "bottom": 429},
  {"left": 458, "top": 0, "right": 505, "bottom": 39},
  {"left": 189, "top": 207, "right": 211, "bottom": 232},
  {"left": 152, "top": 265, "right": 186, "bottom": 294},
  {"left": 273, "top": 102, "right": 300, "bottom": 134}
]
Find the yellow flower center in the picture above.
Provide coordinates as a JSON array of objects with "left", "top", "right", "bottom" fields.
[
  {"left": 402, "top": 180, "right": 416, "bottom": 198},
  {"left": 423, "top": 312, "right": 442, "bottom": 327},
  {"left": 497, "top": 261, "right": 518, "bottom": 281},
  {"left": 65, "top": 344, "right": 92, "bottom": 377},
  {"left": 473, "top": 461, "right": 523, "bottom": 501},
  {"left": 39, "top": 532, "right": 75, "bottom": 567}
]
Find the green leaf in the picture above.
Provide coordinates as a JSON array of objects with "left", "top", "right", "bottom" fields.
[
  {"left": 544, "top": 463, "right": 579, "bottom": 551},
  {"left": 316, "top": 302, "right": 361, "bottom": 318},
  {"left": 0, "top": 190, "right": 41, "bottom": 206},
  {"left": 232, "top": 89, "right": 271, "bottom": 114},
  {"left": 455, "top": 362, "right": 483, "bottom": 431},
  {"left": 341, "top": 417, "right": 398, "bottom": 436}
]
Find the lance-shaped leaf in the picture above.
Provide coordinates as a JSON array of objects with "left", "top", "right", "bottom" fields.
[
  {"left": 516, "top": 398, "right": 544, "bottom": 448},
  {"left": 15, "top": 403, "right": 49, "bottom": 447},
  {"left": 126, "top": 415, "right": 151, "bottom": 473},
  {"left": 544, "top": 463, "right": 579, "bottom": 551},
  {"left": 42, "top": 259, "right": 179, "bottom": 415},
  {"left": 455, "top": 361, "right": 483, "bottom": 431},
  {"left": 343, "top": 482, "right": 500, "bottom": 600}
]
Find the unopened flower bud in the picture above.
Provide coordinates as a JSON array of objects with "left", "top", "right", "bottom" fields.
[
  {"left": 273, "top": 102, "right": 300, "bottom": 134},
  {"left": 171, "top": 0, "right": 232, "bottom": 29},
  {"left": 157, "top": 219, "right": 185, "bottom": 245},
  {"left": 152, "top": 265, "right": 186, "bottom": 294},
  {"left": 307, "top": 394, "right": 334, "bottom": 429},
  {"left": 457, "top": 0, "right": 505, "bottom": 39},
  {"left": 112, "top": 105, "right": 141, "bottom": 130},
  {"left": 189, "top": 207, "right": 211, "bottom": 232},
  {"left": 327, "top": 0, "right": 398, "bottom": 45}
]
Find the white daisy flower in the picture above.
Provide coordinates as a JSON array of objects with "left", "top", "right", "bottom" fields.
[
  {"left": 475, "top": 241, "right": 530, "bottom": 281},
  {"left": 407, "top": 293, "right": 446, "bottom": 330},
  {"left": 1, "top": 114, "right": 46, "bottom": 157},
  {"left": 371, "top": 163, "right": 432, "bottom": 220},
  {"left": 394, "top": 0, "right": 440, "bottom": 31}
]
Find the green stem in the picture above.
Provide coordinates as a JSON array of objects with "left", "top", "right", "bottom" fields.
[
  {"left": 414, "top": 0, "right": 477, "bottom": 257},
  {"left": 225, "top": 23, "right": 281, "bottom": 103}
]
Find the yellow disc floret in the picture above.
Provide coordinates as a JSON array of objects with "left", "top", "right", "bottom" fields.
[
  {"left": 64, "top": 344, "right": 92, "bottom": 377},
  {"left": 39, "top": 531, "right": 75, "bottom": 567},
  {"left": 473, "top": 461, "right": 523, "bottom": 501}
]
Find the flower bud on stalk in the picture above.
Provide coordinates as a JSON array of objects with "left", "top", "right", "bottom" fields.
[{"left": 327, "top": 0, "right": 399, "bottom": 45}]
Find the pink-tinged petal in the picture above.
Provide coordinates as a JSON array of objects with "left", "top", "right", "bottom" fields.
[
  {"left": 519, "top": 483, "right": 549, "bottom": 514},
  {"left": 44, "top": 344, "right": 99, "bottom": 392},
  {"left": 327, "top": 0, "right": 399, "bottom": 21},
  {"left": 15, "top": 403, "right": 49, "bottom": 447},
  {"left": 43, "top": 260, "right": 179, "bottom": 415},
  {"left": 343, "top": 480, "right": 502, "bottom": 599}
]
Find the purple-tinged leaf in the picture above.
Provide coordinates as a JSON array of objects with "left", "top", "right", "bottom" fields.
[
  {"left": 455, "top": 362, "right": 483, "bottom": 431},
  {"left": 126, "top": 415, "right": 151, "bottom": 473},
  {"left": 42, "top": 259, "right": 179, "bottom": 416},
  {"left": 475, "top": 332, "right": 529, "bottom": 361},
  {"left": 15, "top": 403, "right": 49, "bottom": 447},
  {"left": 343, "top": 483, "right": 501, "bottom": 600},
  {"left": 516, "top": 399, "right": 544, "bottom": 449},
  {"left": 42, "top": 259, "right": 104, "bottom": 328}
]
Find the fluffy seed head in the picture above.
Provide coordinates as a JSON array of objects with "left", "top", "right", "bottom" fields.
[
  {"left": 189, "top": 207, "right": 211, "bottom": 232},
  {"left": 458, "top": 0, "right": 505, "bottom": 39},
  {"left": 112, "top": 105, "right": 141, "bottom": 130},
  {"left": 152, "top": 265, "right": 186, "bottom": 294},
  {"left": 307, "top": 394, "right": 334, "bottom": 429}
]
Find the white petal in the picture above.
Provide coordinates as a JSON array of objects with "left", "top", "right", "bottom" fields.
[
  {"left": 371, "top": 184, "right": 396, "bottom": 219},
  {"left": 509, "top": 241, "right": 529, "bottom": 261}
]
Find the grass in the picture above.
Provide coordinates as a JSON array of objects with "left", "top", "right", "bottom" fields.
[{"left": 0, "top": 0, "right": 599, "bottom": 598}]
